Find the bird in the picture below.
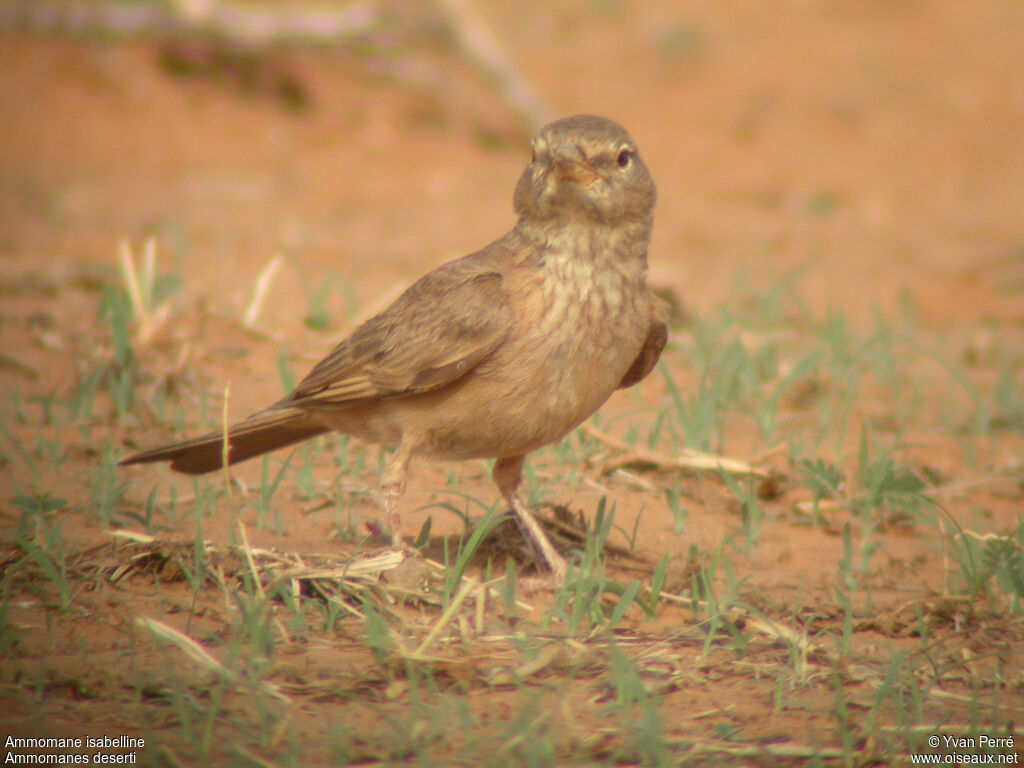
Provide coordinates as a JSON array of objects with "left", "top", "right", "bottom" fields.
[{"left": 120, "top": 114, "right": 667, "bottom": 581}]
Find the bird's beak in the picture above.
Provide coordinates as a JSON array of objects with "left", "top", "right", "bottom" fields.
[{"left": 551, "top": 143, "right": 600, "bottom": 186}]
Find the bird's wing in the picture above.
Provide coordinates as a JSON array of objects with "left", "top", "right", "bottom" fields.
[
  {"left": 287, "top": 256, "right": 511, "bottom": 408},
  {"left": 617, "top": 295, "right": 667, "bottom": 389}
]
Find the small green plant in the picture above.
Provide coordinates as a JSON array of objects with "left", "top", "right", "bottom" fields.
[
  {"left": 12, "top": 494, "right": 74, "bottom": 609},
  {"left": 862, "top": 648, "right": 922, "bottom": 747},
  {"left": 304, "top": 272, "right": 334, "bottom": 331},
  {"left": 228, "top": 581, "right": 278, "bottom": 682},
  {"left": 97, "top": 283, "right": 141, "bottom": 421},
  {"left": 687, "top": 535, "right": 748, "bottom": 656},
  {"left": 645, "top": 552, "right": 670, "bottom": 617},
  {"left": 2, "top": 421, "right": 43, "bottom": 489},
  {"left": 797, "top": 456, "right": 843, "bottom": 524},
  {"left": 493, "top": 689, "right": 558, "bottom": 765},
  {"left": 603, "top": 642, "right": 668, "bottom": 764},
  {"left": 663, "top": 479, "right": 688, "bottom": 534},
  {"left": 293, "top": 438, "right": 325, "bottom": 500},
  {"left": 831, "top": 585, "right": 855, "bottom": 657},
  {"left": 276, "top": 347, "right": 296, "bottom": 394},
  {"left": 120, "top": 484, "right": 172, "bottom": 535},
  {"left": 243, "top": 454, "right": 294, "bottom": 533},
  {"left": 83, "top": 253, "right": 160, "bottom": 409},
  {"left": 945, "top": 521, "right": 1024, "bottom": 612},
  {"left": 988, "top": 355, "right": 1024, "bottom": 431},
  {"left": 543, "top": 500, "right": 649, "bottom": 637},
  {"left": 315, "top": 593, "right": 346, "bottom": 633},
  {"left": 719, "top": 467, "right": 763, "bottom": 553},
  {"left": 180, "top": 497, "right": 214, "bottom": 613},
  {"left": 830, "top": 665, "right": 857, "bottom": 766},
  {"left": 440, "top": 504, "right": 506, "bottom": 605},
  {"left": 750, "top": 351, "right": 821, "bottom": 442},
  {"left": 660, "top": 358, "right": 724, "bottom": 453},
  {"left": 855, "top": 427, "right": 930, "bottom": 521},
  {"left": 91, "top": 443, "right": 128, "bottom": 528},
  {"left": 360, "top": 599, "right": 395, "bottom": 663}
]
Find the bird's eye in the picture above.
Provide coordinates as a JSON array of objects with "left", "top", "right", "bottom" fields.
[{"left": 616, "top": 148, "right": 634, "bottom": 169}]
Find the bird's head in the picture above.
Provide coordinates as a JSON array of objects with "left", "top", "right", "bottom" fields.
[{"left": 513, "top": 115, "right": 656, "bottom": 228}]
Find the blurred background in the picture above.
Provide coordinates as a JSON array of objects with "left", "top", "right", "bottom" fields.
[
  {"left": 2, "top": 5, "right": 1023, "bottom": 757},
  {"left": 1, "top": 0, "right": 1022, "bottom": 331}
]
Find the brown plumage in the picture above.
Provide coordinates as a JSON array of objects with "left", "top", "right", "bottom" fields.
[{"left": 121, "top": 115, "right": 666, "bottom": 580}]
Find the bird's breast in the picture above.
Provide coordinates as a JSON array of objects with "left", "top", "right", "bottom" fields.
[{"left": 471, "top": 247, "right": 649, "bottom": 448}]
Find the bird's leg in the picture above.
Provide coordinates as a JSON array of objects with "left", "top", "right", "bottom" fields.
[
  {"left": 381, "top": 440, "right": 414, "bottom": 547},
  {"left": 492, "top": 455, "right": 567, "bottom": 581}
]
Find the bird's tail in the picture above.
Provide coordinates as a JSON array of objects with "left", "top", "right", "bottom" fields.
[{"left": 119, "top": 407, "right": 329, "bottom": 475}]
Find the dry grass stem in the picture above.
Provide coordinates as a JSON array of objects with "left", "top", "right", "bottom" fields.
[{"left": 583, "top": 424, "right": 768, "bottom": 477}]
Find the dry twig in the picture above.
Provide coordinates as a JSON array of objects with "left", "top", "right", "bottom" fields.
[{"left": 582, "top": 425, "right": 768, "bottom": 478}]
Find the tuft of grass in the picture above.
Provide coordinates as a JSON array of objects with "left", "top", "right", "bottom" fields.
[
  {"left": 944, "top": 522, "right": 1024, "bottom": 612},
  {"left": 663, "top": 478, "right": 688, "bottom": 534},
  {"left": 547, "top": 498, "right": 646, "bottom": 637},
  {"left": 98, "top": 283, "right": 140, "bottom": 420},
  {"left": 11, "top": 495, "right": 74, "bottom": 609},
  {"left": 440, "top": 503, "right": 506, "bottom": 605},
  {"left": 91, "top": 442, "right": 128, "bottom": 528},
  {"left": 243, "top": 454, "right": 294, "bottom": 533},
  {"left": 719, "top": 466, "right": 764, "bottom": 553}
]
